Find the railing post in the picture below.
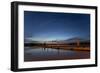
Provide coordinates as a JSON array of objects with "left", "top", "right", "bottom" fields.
[{"left": 77, "top": 39, "right": 80, "bottom": 47}]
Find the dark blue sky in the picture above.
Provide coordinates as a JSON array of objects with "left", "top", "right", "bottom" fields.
[{"left": 24, "top": 11, "right": 90, "bottom": 41}]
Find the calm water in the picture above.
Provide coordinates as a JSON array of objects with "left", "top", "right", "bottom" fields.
[{"left": 24, "top": 47, "right": 90, "bottom": 62}]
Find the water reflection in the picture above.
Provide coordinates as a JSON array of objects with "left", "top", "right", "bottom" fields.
[{"left": 24, "top": 47, "right": 90, "bottom": 62}]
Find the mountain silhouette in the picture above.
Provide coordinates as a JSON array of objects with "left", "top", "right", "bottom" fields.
[{"left": 25, "top": 37, "right": 90, "bottom": 44}]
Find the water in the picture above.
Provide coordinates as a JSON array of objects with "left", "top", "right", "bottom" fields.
[{"left": 24, "top": 47, "right": 90, "bottom": 62}]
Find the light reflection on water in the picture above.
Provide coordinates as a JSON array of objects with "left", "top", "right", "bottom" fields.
[
  {"left": 25, "top": 47, "right": 75, "bottom": 56},
  {"left": 24, "top": 47, "right": 90, "bottom": 61}
]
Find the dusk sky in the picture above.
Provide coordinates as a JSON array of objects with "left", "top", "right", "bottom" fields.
[{"left": 24, "top": 11, "right": 90, "bottom": 41}]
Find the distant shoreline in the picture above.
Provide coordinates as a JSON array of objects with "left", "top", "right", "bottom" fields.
[{"left": 24, "top": 42, "right": 90, "bottom": 51}]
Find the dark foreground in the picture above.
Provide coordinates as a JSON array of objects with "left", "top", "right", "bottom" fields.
[{"left": 24, "top": 47, "right": 90, "bottom": 62}]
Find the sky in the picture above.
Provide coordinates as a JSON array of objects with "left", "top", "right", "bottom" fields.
[{"left": 24, "top": 11, "right": 90, "bottom": 41}]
